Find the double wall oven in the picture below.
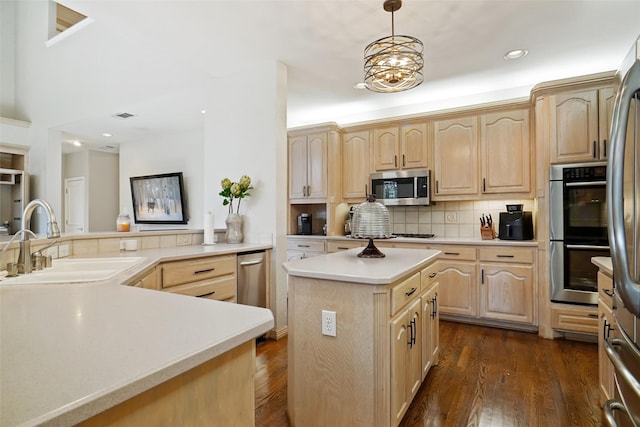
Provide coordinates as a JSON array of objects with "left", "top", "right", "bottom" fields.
[{"left": 550, "top": 162, "right": 609, "bottom": 305}]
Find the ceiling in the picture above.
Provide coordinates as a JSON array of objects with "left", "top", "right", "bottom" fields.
[{"left": 53, "top": 0, "right": 640, "bottom": 153}]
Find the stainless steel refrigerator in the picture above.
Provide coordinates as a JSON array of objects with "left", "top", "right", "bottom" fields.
[{"left": 605, "top": 35, "right": 640, "bottom": 427}]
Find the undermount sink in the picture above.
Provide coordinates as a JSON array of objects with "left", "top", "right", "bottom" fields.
[{"left": 0, "top": 257, "right": 146, "bottom": 285}]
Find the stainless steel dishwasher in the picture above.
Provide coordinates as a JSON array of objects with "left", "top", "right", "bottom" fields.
[{"left": 237, "top": 250, "right": 267, "bottom": 307}]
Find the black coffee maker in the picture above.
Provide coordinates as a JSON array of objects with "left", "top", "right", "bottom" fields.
[
  {"left": 297, "top": 213, "right": 312, "bottom": 235},
  {"left": 498, "top": 204, "right": 533, "bottom": 240}
]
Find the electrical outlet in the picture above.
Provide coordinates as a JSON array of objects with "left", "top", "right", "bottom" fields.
[
  {"left": 321, "top": 310, "right": 337, "bottom": 337},
  {"left": 445, "top": 212, "right": 458, "bottom": 224},
  {"left": 58, "top": 244, "right": 70, "bottom": 258}
]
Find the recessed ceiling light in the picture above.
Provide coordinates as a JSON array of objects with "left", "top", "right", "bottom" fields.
[
  {"left": 72, "top": 141, "right": 82, "bottom": 147},
  {"left": 102, "top": 133, "right": 112, "bottom": 137},
  {"left": 504, "top": 49, "right": 528, "bottom": 60},
  {"left": 201, "top": 109, "right": 207, "bottom": 114},
  {"left": 354, "top": 82, "right": 367, "bottom": 90}
]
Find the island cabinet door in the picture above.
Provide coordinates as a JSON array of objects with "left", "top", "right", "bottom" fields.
[
  {"left": 421, "top": 282, "right": 440, "bottom": 381},
  {"left": 390, "top": 298, "right": 422, "bottom": 427}
]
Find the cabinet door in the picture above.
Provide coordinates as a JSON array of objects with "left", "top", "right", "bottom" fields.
[
  {"left": 479, "top": 263, "right": 534, "bottom": 324},
  {"left": 550, "top": 89, "right": 599, "bottom": 163},
  {"left": 421, "top": 284, "right": 439, "bottom": 381},
  {"left": 598, "top": 301, "right": 615, "bottom": 404},
  {"left": 390, "top": 311, "right": 410, "bottom": 426},
  {"left": 401, "top": 123, "right": 428, "bottom": 169},
  {"left": 306, "top": 133, "right": 328, "bottom": 200},
  {"left": 343, "top": 130, "right": 371, "bottom": 199},
  {"left": 598, "top": 86, "right": 616, "bottom": 160},
  {"left": 373, "top": 127, "right": 400, "bottom": 171},
  {"left": 433, "top": 117, "right": 479, "bottom": 197},
  {"left": 288, "top": 135, "right": 308, "bottom": 199},
  {"left": 437, "top": 260, "right": 477, "bottom": 317},
  {"left": 407, "top": 298, "right": 422, "bottom": 399},
  {"left": 480, "top": 109, "right": 531, "bottom": 194}
]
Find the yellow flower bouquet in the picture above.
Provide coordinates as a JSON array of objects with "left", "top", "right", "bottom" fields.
[{"left": 219, "top": 175, "right": 253, "bottom": 214}]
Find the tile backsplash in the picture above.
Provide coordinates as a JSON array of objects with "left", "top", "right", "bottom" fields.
[{"left": 388, "top": 199, "right": 536, "bottom": 239}]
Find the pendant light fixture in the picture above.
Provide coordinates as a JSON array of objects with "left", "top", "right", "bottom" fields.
[{"left": 364, "top": 0, "right": 424, "bottom": 93}]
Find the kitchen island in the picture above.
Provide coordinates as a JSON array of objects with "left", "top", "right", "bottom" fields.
[
  {"left": 283, "top": 247, "right": 440, "bottom": 427},
  {"left": 0, "top": 243, "right": 274, "bottom": 427}
]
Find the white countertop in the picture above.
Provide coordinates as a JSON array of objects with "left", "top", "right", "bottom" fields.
[
  {"left": 592, "top": 256, "right": 613, "bottom": 276},
  {"left": 283, "top": 247, "right": 440, "bottom": 284},
  {"left": 0, "top": 243, "right": 274, "bottom": 427},
  {"left": 287, "top": 234, "right": 539, "bottom": 247}
]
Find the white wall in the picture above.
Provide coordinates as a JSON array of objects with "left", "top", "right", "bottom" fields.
[
  {"left": 119, "top": 128, "right": 204, "bottom": 229},
  {"left": 88, "top": 151, "right": 118, "bottom": 231},
  {"left": 204, "top": 61, "right": 288, "bottom": 334}
]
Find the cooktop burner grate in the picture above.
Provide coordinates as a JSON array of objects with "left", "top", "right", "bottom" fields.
[{"left": 393, "top": 233, "right": 435, "bottom": 238}]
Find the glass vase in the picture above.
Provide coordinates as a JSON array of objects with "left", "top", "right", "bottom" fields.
[{"left": 225, "top": 213, "right": 244, "bottom": 243}]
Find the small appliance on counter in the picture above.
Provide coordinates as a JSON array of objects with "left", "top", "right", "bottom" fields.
[
  {"left": 297, "top": 213, "right": 312, "bottom": 235},
  {"left": 498, "top": 204, "right": 533, "bottom": 240}
]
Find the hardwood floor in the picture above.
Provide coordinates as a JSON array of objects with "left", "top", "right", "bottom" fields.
[{"left": 254, "top": 321, "right": 601, "bottom": 426}]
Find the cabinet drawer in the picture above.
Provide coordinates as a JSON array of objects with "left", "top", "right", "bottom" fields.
[
  {"left": 429, "top": 246, "right": 476, "bottom": 261},
  {"left": 165, "top": 276, "right": 236, "bottom": 301},
  {"left": 551, "top": 305, "right": 598, "bottom": 334},
  {"left": 478, "top": 247, "right": 534, "bottom": 264},
  {"left": 327, "top": 240, "right": 364, "bottom": 252},
  {"left": 287, "top": 240, "right": 326, "bottom": 252},
  {"left": 391, "top": 272, "right": 421, "bottom": 316},
  {"left": 421, "top": 263, "right": 439, "bottom": 292},
  {"left": 598, "top": 271, "right": 614, "bottom": 308},
  {"left": 161, "top": 255, "right": 236, "bottom": 288}
]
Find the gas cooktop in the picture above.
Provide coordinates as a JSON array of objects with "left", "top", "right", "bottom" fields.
[{"left": 392, "top": 233, "right": 435, "bottom": 239}]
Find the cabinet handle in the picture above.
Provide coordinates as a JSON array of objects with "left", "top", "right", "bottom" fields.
[
  {"left": 603, "top": 319, "right": 614, "bottom": 340},
  {"left": 593, "top": 141, "right": 598, "bottom": 159},
  {"left": 297, "top": 244, "right": 310, "bottom": 248},
  {"left": 407, "top": 321, "right": 413, "bottom": 347},
  {"left": 602, "top": 140, "right": 607, "bottom": 158},
  {"left": 337, "top": 246, "right": 350, "bottom": 250},
  {"left": 302, "top": 185, "right": 306, "bottom": 197},
  {"left": 604, "top": 289, "right": 614, "bottom": 297},
  {"left": 496, "top": 254, "right": 514, "bottom": 258},
  {"left": 198, "top": 291, "right": 216, "bottom": 298},
  {"left": 394, "top": 155, "right": 398, "bottom": 168},
  {"left": 194, "top": 267, "right": 216, "bottom": 274},
  {"left": 431, "top": 295, "right": 438, "bottom": 318},
  {"left": 411, "top": 318, "right": 417, "bottom": 346},
  {"left": 405, "top": 287, "right": 417, "bottom": 297},
  {"left": 402, "top": 154, "right": 406, "bottom": 167},
  {"left": 588, "top": 313, "right": 598, "bottom": 318},
  {"left": 365, "top": 184, "right": 368, "bottom": 196},
  {"left": 444, "top": 252, "right": 460, "bottom": 256},
  {"left": 482, "top": 177, "right": 486, "bottom": 192},
  {"left": 481, "top": 269, "right": 484, "bottom": 284},
  {"left": 428, "top": 272, "right": 437, "bottom": 279},
  {"left": 435, "top": 180, "right": 439, "bottom": 194},
  {"left": 306, "top": 185, "right": 310, "bottom": 196}
]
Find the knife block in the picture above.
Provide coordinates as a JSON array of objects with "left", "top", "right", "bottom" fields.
[{"left": 480, "top": 225, "right": 496, "bottom": 240}]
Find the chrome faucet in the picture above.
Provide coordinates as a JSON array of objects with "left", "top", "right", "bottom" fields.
[{"left": 16, "top": 199, "right": 61, "bottom": 274}]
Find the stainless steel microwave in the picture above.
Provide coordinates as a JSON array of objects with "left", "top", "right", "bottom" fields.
[{"left": 370, "top": 169, "right": 431, "bottom": 206}]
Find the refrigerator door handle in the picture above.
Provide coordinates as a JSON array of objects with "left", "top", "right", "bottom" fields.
[{"left": 607, "top": 57, "right": 640, "bottom": 317}]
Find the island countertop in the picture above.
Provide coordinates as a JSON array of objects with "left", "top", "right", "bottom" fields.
[
  {"left": 282, "top": 247, "right": 441, "bottom": 284},
  {"left": 0, "top": 252, "right": 274, "bottom": 426}
]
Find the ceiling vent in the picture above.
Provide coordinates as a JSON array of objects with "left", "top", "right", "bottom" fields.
[{"left": 114, "top": 112, "right": 135, "bottom": 119}]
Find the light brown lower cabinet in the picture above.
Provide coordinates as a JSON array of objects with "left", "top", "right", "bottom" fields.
[
  {"left": 287, "top": 260, "right": 439, "bottom": 427},
  {"left": 159, "top": 254, "right": 237, "bottom": 302},
  {"left": 597, "top": 271, "right": 615, "bottom": 404},
  {"left": 78, "top": 340, "right": 256, "bottom": 427}
]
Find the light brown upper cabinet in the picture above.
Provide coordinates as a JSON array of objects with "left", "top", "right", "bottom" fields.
[
  {"left": 288, "top": 132, "right": 328, "bottom": 203},
  {"left": 433, "top": 116, "right": 479, "bottom": 197},
  {"left": 373, "top": 123, "right": 428, "bottom": 171},
  {"left": 480, "top": 109, "right": 531, "bottom": 194},
  {"left": 433, "top": 108, "right": 532, "bottom": 200},
  {"left": 549, "top": 86, "right": 615, "bottom": 163},
  {"left": 342, "top": 130, "right": 371, "bottom": 201}
]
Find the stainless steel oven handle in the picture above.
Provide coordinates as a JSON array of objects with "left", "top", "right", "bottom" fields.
[
  {"left": 566, "top": 244, "right": 610, "bottom": 250},
  {"left": 604, "top": 336, "right": 640, "bottom": 401},
  {"left": 565, "top": 181, "right": 606, "bottom": 187}
]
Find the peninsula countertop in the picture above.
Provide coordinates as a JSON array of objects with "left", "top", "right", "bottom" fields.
[
  {"left": 283, "top": 247, "right": 441, "bottom": 284},
  {"left": 0, "top": 242, "right": 274, "bottom": 427}
]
